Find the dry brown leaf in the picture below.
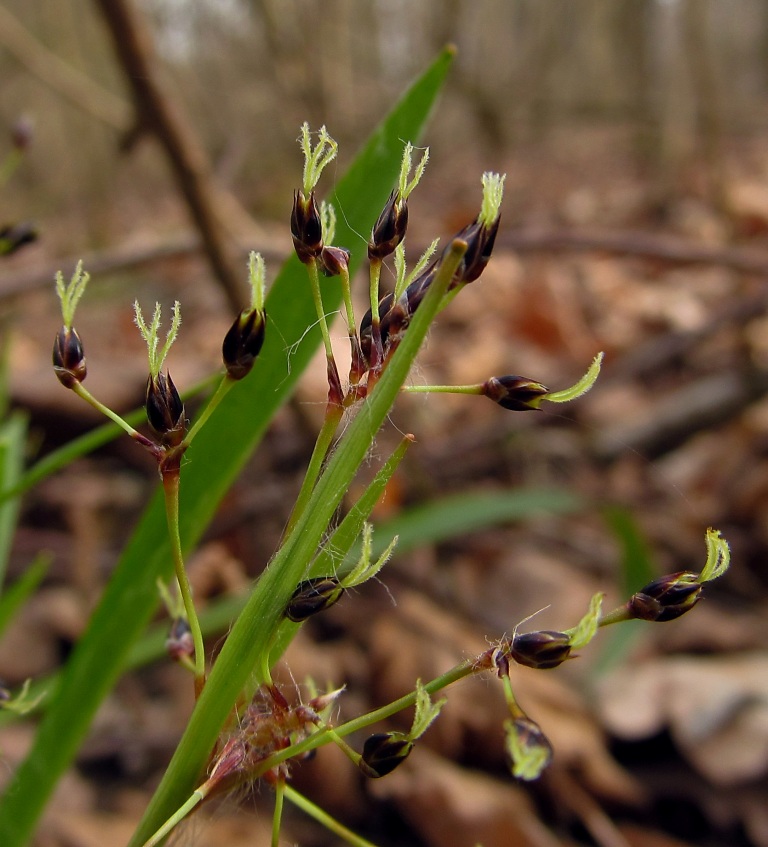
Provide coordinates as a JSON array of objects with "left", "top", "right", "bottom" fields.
[{"left": 598, "top": 653, "right": 768, "bottom": 785}]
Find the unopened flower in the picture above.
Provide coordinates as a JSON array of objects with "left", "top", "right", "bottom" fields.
[
  {"left": 291, "top": 190, "right": 323, "bottom": 263},
  {"left": 483, "top": 376, "right": 549, "bottom": 411},
  {"left": 284, "top": 576, "right": 344, "bottom": 622},
  {"left": 627, "top": 572, "right": 702, "bottom": 622},
  {"left": 145, "top": 371, "right": 185, "bottom": 447},
  {"left": 222, "top": 308, "right": 266, "bottom": 380},
  {"left": 510, "top": 630, "right": 572, "bottom": 670},
  {"left": 359, "top": 732, "right": 413, "bottom": 778},
  {"left": 369, "top": 189, "right": 409, "bottom": 260}
]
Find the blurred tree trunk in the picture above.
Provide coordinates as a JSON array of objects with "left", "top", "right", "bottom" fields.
[{"left": 681, "top": 0, "right": 728, "bottom": 213}]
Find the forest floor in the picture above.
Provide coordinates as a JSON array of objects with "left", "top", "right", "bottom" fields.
[{"left": 3, "top": 123, "right": 768, "bottom": 847}]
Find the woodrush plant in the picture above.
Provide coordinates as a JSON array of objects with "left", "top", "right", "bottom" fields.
[{"left": 0, "top": 52, "right": 730, "bottom": 847}]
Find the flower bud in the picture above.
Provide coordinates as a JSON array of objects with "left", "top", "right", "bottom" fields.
[
  {"left": 52, "top": 326, "right": 87, "bottom": 388},
  {"left": 0, "top": 222, "right": 37, "bottom": 256},
  {"left": 291, "top": 190, "right": 323, "bottom": 263},
  {"left": 145, "top": 371, "right": 185, "bottom": 447},
  {"left": 510, "top": 631, "right": 572, "bottom": 670},
  {"left": 505, "top": 717, "right": 552, "bottom": 781},
  {"left": 369, "top": 190, "right": 408, "bottom": 260},
  {"left": 0, "top": 679, "right": 10, "bottom": 704},
  {"left": 483, "top": 376, "right": 548, "bottom": 411},
  {"left": 319, "top": 245, "right": 350, "bottom": 277},
  {"left": 285, "top": 576, "right": 344, "bottom": 623},
  {"left": 165, "top": 617, "right": 194, "bottom": 662},
  {"left": 627, "top": 572, "right": 702, "bottom": 622},
  {"left": 222, "top": 308, "right": 266, "bottom": 380},
  {"left": 451, "top": 213, "right": 500, "bottom": 285},
  {"left": 359, "top": 732, "right": 413, "bottom": 778}
]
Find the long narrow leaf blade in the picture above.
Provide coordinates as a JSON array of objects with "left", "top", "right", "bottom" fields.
[{"left": 0, "top": 46, "right": 454, "bottom": 847}]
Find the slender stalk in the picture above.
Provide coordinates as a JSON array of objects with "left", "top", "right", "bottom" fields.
[
  {"left": 183, "top": 374, "right": 235, "bottom": 446},
  {"left": 272, "top": 778, "right": 286, "bottom": 847},
  {"left": 306, "top": 258, "right": 335, "bottom": 362},
  {"left": 402, "top": 383, "right": 483, "bottom": 396},
  {"left": 282, "top": 404, "right": 344, "bottom": 540},
  {"left": 162, "top": 472, "right": 206, "bottom": 694},
  {"left": 284, "top": 785, "right": 380, "bottom": 847},
  {"left": 141, "top": 790, "right": 205, "bottom": 847},
  {"left": 71, "top": 382, "right": 147, "bottom": 442}
]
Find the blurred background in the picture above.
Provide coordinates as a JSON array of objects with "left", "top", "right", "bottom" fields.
[{"left": 3, "top": 1, "right": 768, "bottom": 846}]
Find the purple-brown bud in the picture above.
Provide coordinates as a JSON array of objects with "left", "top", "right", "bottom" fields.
[
  {"left": 319, "top": 245, "right": 350, "bottom": 277},
  {"left": 627, "top": 572, "right": 702, "bottom": 622},
  {"left": 369, "top": 190, "right": 408, "bottom": 260},
  {"left": 0, "top": 222, "right": 37, "bottom": 256},
  {"left": 52, "top": 325, "right": 87, "bottom": 388},
  {"left": 291, "top": 190, "right": 323, "bottom": 264},
  {"left": 145, "top": 371, "right": 185, "bottom": 447},
  {"left": 359, "top": 732, "right": 413, "bottom": 778},
  {"left": 450, "top": 213, "right": 500, "bottom": 285},
  {"left": 510, "top": 631, "right": 572, "bottom": 670},
  {"left": 222, "top": 308, "right": 266, "bottom": 380},
  {"left": 165, "top": 617, "right": 194, "bottom": 662},
  {"left": 285, "top": 576, "right": 344, "bottom": 623},
  {"left": 483, "top": 376, "right": 548, "bottom": 411}
]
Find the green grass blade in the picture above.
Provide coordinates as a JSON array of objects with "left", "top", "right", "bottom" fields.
[
  {"left": 592, "top": 506, "right": 656, "bottom": 675},
  {"left": 0, "top": 413, "right": 27, "bottom": 592},
  {"left": 369, "top": 487, "right": 583, "bottom": 557},
  {"left": 0, "top": 553, "right": 51, "bottom": 639},
  {"left": 0, "top": 46, "right": 454, "bottom": 847}
]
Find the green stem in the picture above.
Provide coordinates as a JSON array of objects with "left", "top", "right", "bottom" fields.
[
  {"left": 401, "top": 383, "right": 483, "bottom": 396},
  {"left": 252, "top": 657, "right": 476, "bottom": 779},
  {"left": 272, "top": 778, "right": 285, "bottom": 847},
  {"left": 598, "top": 606, "right": 632, "bottom": 627},
  {"left": 72, "top": 382, "right": 145, "bottom": 441},
  {"left": 0, "top": 149, "right": 23, "bottom": 188},
  {"left": 283, "top": 404, "right": 344, "bottom": 540},
  {"left": 339, "top": 263, "right": 357, "bottom": 336},
  {"left": 142, "top": 789, "right": 205, "bottom": 847},
  {"left": 368, "top": 258, "right": 383, "bottom": 324},
  {"left": 183, "top": 374, "right": 234, "bottom": 446},
  {"left": 284, "top": 785, "right": 380, "bottom": 847},
  {"left": 306, "top": 258, "right": 335, "bottom": 362},
  {"left": 162, "top": 473, "right": 206, "bottom": 694}
]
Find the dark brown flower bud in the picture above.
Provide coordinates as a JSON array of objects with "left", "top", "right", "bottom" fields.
[
  {"left": 146, "top": 371, "right": 185, "bottom": 447},
  {"left": 359, "top": 732, "right": 413, "bottom": 778},
  {"left": 222, "top": 308, "right": 266, "bottom": 380},
  {"left": 285, "top": 576, "right": 344, "bottom": 623},
  {"left": 628, "top": 572, "right": 702, "bottom": 622},
  {"left": 511, "top": 631, "right": 572, "bottom": 670},
  {"left": 483, "top": 376, "right": 548, "bottom": 411},
  {"left": 451, "top": 213, "right": 500, "bottom": 285},
  {"left": 319, "top": 245, "right": 350, "bottom": 277},
  {"left": 165, "top": 617, "right": 194, "bottom": 662},
  {"left": 291, "top": 190, "right": 323, "bottom": 264},
  {"left": 52, "top": 325, "right": 87, "bottom": 388},
  {"left": 369, "top": 190, "right": 408, "bottom": 260},
  {"left": 0, "top": 222, "right": 37, "bottom": 256}
]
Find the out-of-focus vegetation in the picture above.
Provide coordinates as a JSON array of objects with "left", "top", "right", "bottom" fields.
[{"left": 3, "top": 0, "right": 768, "bottom": 254}]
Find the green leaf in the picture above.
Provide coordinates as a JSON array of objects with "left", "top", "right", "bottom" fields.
[
  {"left": 0, "top": 412, "right": 27, "bottom": 593},
  {"left": 0, "top": 554, "right": 50, "bottom": 639},
  {"left": 0, "top": 45, "right": 454, "bottom": 847},
  {"left": 592, "top": 506, "right": 657, "bottom": 675}
]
